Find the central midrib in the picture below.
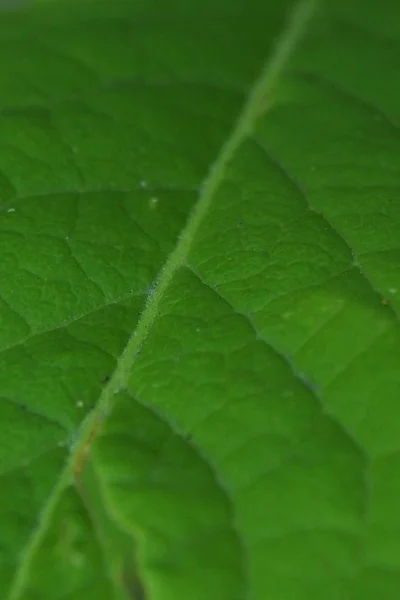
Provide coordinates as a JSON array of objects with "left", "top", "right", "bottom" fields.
[{"left": 7, "top": 1, "right": 317, "bottom": 597}]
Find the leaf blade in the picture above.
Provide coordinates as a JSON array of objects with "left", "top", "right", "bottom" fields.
[
  {"left": 1, "top": 0, "right": 304, "bottom": 597},
  {"left": 3, "top": 0, "right": 400, "bottom": 599}
]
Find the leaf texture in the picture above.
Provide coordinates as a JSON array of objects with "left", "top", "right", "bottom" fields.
[{"left": 1, "top": 1, "right": 400, "bottom": 599}]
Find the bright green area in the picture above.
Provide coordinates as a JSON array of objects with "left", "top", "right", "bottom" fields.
[{"left": 1, "top": 0, "right": 400, "bottom": 599}]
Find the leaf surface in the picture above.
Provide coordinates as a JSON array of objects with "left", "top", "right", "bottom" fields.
[{"left": 1, "top": 0, "right": 400, "bottom": 599}]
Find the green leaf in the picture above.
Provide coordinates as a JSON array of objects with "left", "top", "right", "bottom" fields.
[
  {"left": 2, "top": 0, "right": 400, "bottom": 599},
  {"left": 17, "top": 483, "right": 128, "bottom": 600}
]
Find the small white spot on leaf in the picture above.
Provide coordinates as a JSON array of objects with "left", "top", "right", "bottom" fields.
[{"left": 149, "top": 196, "right": 158, "bottom": 208}]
